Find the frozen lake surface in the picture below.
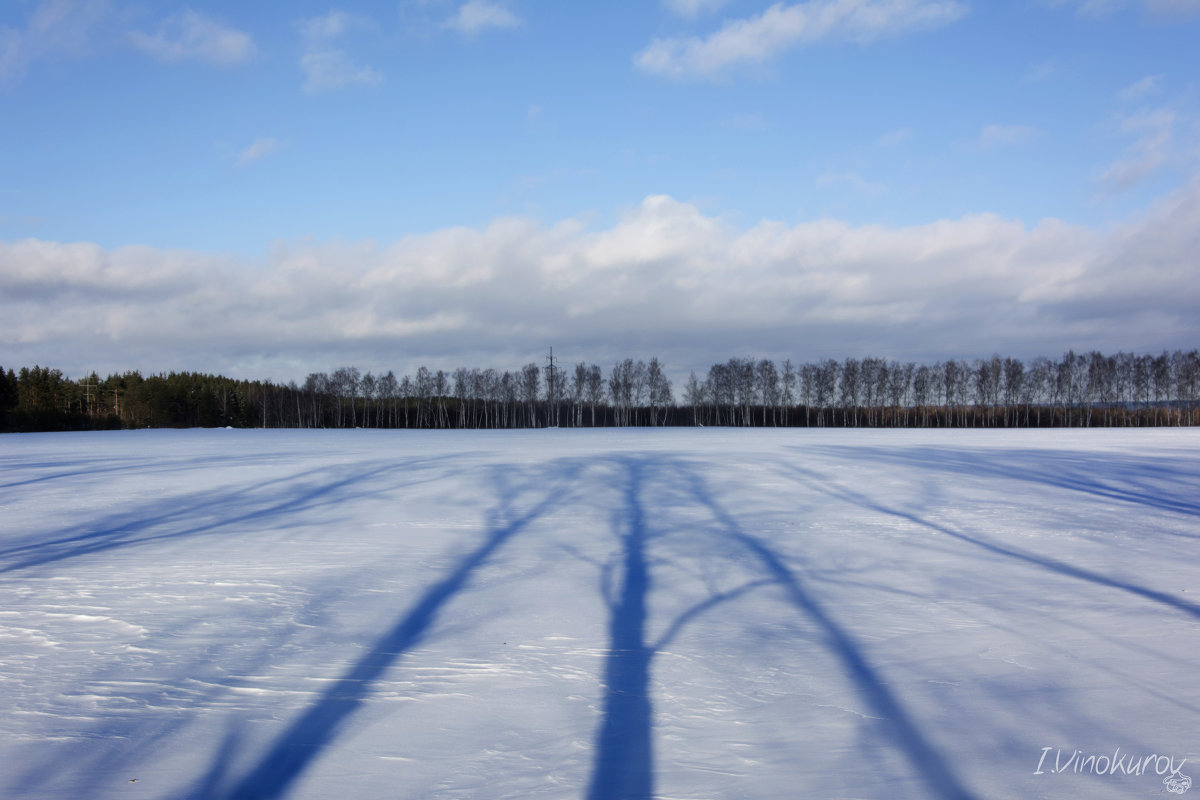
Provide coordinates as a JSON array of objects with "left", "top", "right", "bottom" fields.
[{"left": 1, "top": 428, "right": 1197, "bottom": 799}]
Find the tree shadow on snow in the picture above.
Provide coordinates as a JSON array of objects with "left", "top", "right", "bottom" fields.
[
  {"left": 807, "top": 444, "right": 1200, "bottom": 522},
  {"left": 0, "top": 451, "right": 275, "bottom": 492},
  {"left": 1, "top": 552, "right": 384, "bottom": 800},
  {"left": 776, "top": 453, "right": 1200, "bottom": 622},
  {"left": 668, "top": 458, "right": 980, "bottom": 800},
  {"left": 0, "top": 456, "right": 465, "bottom": 799},
  {"left": 584, "top": 457, "right": 767, "bottom": 800},
  {"left": 0, "top": 456, "right": 455, "bottom": 574},
  {"left": 3, "top": 447, "right": 1045, "bottom": 800},
  {"left": 185, "top": 460, "right": 590, "bottom": 800}
]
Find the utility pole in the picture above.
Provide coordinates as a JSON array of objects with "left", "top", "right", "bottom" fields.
[
  {"left": 546, "top": 347, "right": 557, "bottom": 427},
  {"left": 81, "top": 373, "right": 95, "bottom": 417}
]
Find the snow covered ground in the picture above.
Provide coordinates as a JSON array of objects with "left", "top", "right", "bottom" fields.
[{"left": 0, "top": 428, "right": 1197, "bottom": 800}]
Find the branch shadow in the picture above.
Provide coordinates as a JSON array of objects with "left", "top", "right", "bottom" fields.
[
  {"left": 14, "top": 439, "right": 1180, "bottom": 798},
  {"left": 585, "top": 456, "right": 780, "bottom": 800},
  {"left": 0, "top": 452, "right": 275, "bottom": 492},
  {"left": 0, "top": 456, "right": 455, "bottom": 574},
  {"left": 0, "top": 567, "right": 371, "bottom": 800},
  {"left": 776, "top": 456, "right": 1200, "bottom": 622},
  {"left": 189, "top": 460, "right": 589, "bottom": 800},
  {"left": 673, "top": 459, "right": 980, "bottom": 800},
  {"left": 807, "top": 444, "right": 1200, "bottom": 522}
]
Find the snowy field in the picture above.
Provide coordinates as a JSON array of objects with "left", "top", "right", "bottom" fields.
[{"left": 1, "top": 428, "right": 1197, "bottom": 800}]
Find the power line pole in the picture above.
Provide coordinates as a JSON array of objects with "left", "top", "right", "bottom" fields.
[
  {"left": 546, "top": 346, "right": 556, "bottom": 427},
  {"left": 81, "top": 373, "right": 95, "bottom": 417}
]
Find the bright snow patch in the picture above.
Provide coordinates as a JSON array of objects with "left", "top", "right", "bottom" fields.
[{"left": 0, "top": 428, "right": 1197, "bottom": 799}]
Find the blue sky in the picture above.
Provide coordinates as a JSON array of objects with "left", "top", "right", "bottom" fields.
[{"left": 2, "top": 0, "right": 1199, "bottom": 381}]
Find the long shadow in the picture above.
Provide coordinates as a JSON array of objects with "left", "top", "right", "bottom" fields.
[
  {"left": 587, "top": 459, "right": 654, "bottom": 800},
  {"left": 3, "top": 564, "right": 384, "bottom": 800},
  {"left": 0, "top": 452, "right": 274, "bottom": 492},
  {"left": 776, "top": 459, "right": 1200, "bottom": 622},
  {"left": 676, "top": 460, "right": 979, "bottom": 800},
  {"left": 0, "top": 456, "right": 453, "bottom": 574},
  {"left": 586, "top": 457, "right": 772, "bottom": 800},
  {"left": 200, "top": 462, "right": 587, "bottom": 800},
  {"left": 804, "top": 444, "right": 1200, "bottom": 521},
  {"left": 0, "top": 456, "right": 145, "bottom": 490}
]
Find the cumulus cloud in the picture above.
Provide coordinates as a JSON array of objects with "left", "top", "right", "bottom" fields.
[
  {"left": 129, "top": 10, "right": 255, "bottom": 66},
  {"left": 635, "top": 0, "right": 967, "bottom": 80},
  {"left": 444, "top": 1, "right": 521, "bottom": 35},
  {"left": 1117, "top": 74, "right": 1163, "bottom": 102},
  {"left": 238, "top": 137, "right": 284, "bottom": 166},
  {"left": 1146, "top": 0, "right": 1200, "bottom": 15},
  {"left": 1055, "top": 0, "right": 1200, "bottom": 16},
  {"left": 722, "top": 112, "right": 770, "bottom": 131},
  {"left": 299, "top": 10, "right": 354, "bottom": 41},
  {"left": 296, "top": 10, "right": 381, "bottom": 92},
  {"left": 0, "top": 0, "right": 106, "bottom": 82},
  {"left": 877, "top": 127, "right": 914, "bottom": 146},
  {"left": 664, "top": 0, "right": 732, "bottom": 16},
  {"left": 1097, "top": 107, "right": 1176, "bottom": 191},
  {"left": 815, "top": 169, "right": 886, "bottom": 198},
  {"left": 300, "top": 49, "right": 382, "bottom": 93},
  {"left": 4, "top": 183, "right": 1199, "bottom": 380}
]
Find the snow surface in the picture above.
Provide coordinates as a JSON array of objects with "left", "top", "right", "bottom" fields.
[{"left": 0, "top": 428, "right": 1197, "bottom": 800}]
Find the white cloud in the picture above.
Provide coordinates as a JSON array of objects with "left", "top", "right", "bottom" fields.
[
  {"left": 816, "top": 170, "right": 886, "bottom": 198},
  {"left": 444, "top": 1, "right": 521, "bottom": 35},
  {"left": 1117, "top": 74, "right": 1163, "bottom": 102},
  {"left": 635, "top": 0, "right": 967, "bottom": 80},
  {"left": 1024, "top": 60, "right": 1057, "bottom": 82},
  {"left": 0, "top": 0, "right": 107, "bottom": 82},
  {"left": 299, "top": 10, "right": 353, "bottom": 41},
  {"left": 238, "top": 137, "right": 284, "bottom": 166},
  {"left": 296, "top": 10, "right": 379, "bottom": 92},
  {"left": 1145, "top": 0, "right": 1200, "bottom": 16},
  {"left": 877, "top": 127, "right": 913, "bottom": 146},
  {"left": 1097, "top": 107, "right": 1176, "bottom": 191},
  {"left": 300, "top": 50, "right": 382, "bottom": 93},
  {"left": 722, "top": 112, "right": 770, "bottom": 131},
  {"left": 978, "top": 124, "right": 1038, "bottom": 149},
  {"left": 5, "top": 182, "right": 1199, "bottom": 379},
  {"left": 129, "top": 10, "right": 255, "bottom": 66},
  {"left": 1054, "top": 0, "right": 1200, "bottom": 16},
  {"left": 664, "top": 0, "right": 732, "bottom": 16},
  {"left": 1068, "top": 0, "right": 1127, "bottom": 15}
]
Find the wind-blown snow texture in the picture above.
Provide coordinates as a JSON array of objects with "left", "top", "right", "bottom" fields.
[{"left": 1, "top": 428, "right": 1197, "bottom": 800}]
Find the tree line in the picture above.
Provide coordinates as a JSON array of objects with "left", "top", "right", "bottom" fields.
[{"left": 1, "top": 349, "right": 1197, "bottom": 433}]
